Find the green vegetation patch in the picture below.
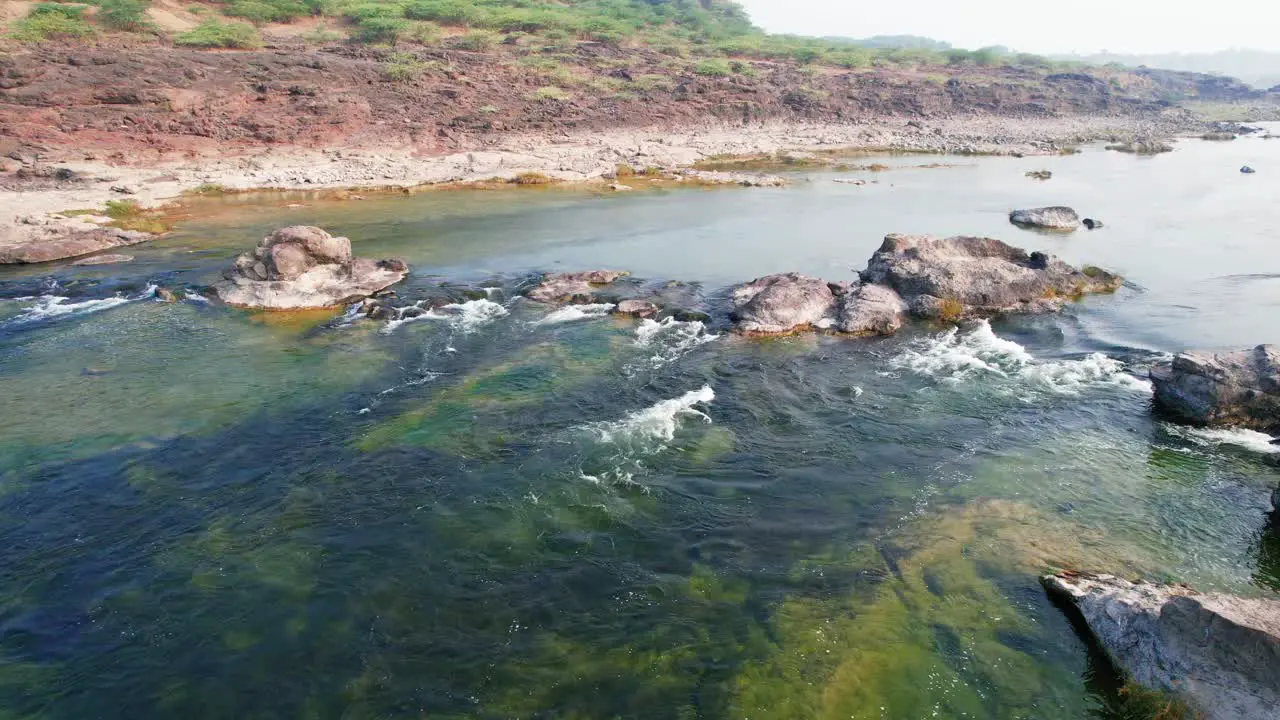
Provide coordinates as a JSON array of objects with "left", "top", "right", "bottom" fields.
[
  {"left": 174, "top": 18, "right": 262, "bottom": 48},
  {"left": 9, "top": 3, "right": 96, "bottom": 42}
]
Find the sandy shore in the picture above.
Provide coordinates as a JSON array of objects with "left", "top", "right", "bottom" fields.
[{"left": 0, "top": 114, "right": 1200, "bottom": 263}]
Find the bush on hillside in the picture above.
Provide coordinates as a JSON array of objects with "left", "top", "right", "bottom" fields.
[
  {"left": 224, "top": 0, "right": 309, "bottom": 24},
  {"left": 352, "top": 15, "right": 408, "bottom": 43},
  {"left": 174, "top": 19, "right": 262, "bottom": 47},
  {"left": 97, "top": 0, "right": 152, "bottom": 31},
  {"left": 452, "top": 28, "right": 497, "bottom": 50},
  {"left": 693, "top": 58, "right": 731, "bottom": 77},
  {"left": 10, "top": 5, "right": 95, "bottom": 41}
]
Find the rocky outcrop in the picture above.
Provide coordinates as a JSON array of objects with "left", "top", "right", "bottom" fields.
[
  {"left": 1150, "top": 346, "right": 1280, "bottom": 431},
  {"left": 1009, "top": 206, "right": 1079, "bottom": 230},
  {"left": 212, "top": 226, "right": 407, "bottom": 310},
  {"left": 0, "top": 226, "right": 151, "bottom": 264},
  {"left": 860, "top": 234, "right": 1121, "bottom": 320},
  {"left": 526, "top": 270, "right": 628, "bottom": 304},
  {"left": 1044, "top": 572, "right": 1280, "bottom": 720},
  {"left": 730, "top": 273, "right": 835, "bottom": 334}
]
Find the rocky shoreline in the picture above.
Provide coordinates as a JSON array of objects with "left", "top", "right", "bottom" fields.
[{"left": 1, "top": 114, "right": 1208, "bottom": 264}]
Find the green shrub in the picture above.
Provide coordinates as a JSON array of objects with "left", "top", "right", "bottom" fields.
[
  {"left": 301, "top": 22, "right": 342, "bottom": 42},
  {"left": 354, "top": 15, "right": 408, "bottom": 43},
  {"left": 792, "top": 47, "right": 824, "bottom": 64},
  {"left": 186, "top": 182, "right": 227, "bottom": 195},
  {"left": 10, "top": 6, "right": 95, "bottom": 42},
  {"left": 407, "top": 19, "right": 440, "bottom": 44},
  {"left": 693, "top": 58, "right": 731, "bottom": 77},
  {"left": 728, "top": 60, "right": 755, "bottom": 77},
  {"left": 224, "top": 0, "right": 308, "bottom": 24},
  {"left": 97, "top": 0, "right": 151, "bottom": 31},
  {"left": 453, "top": 29, "right": 497, "bottom": 50},
  {"left": 342, "top": 2, "right": 401, "bottom": 20},
  {"left": 31, "top": 3, "right": 88, "bottom": 20},
  {"left": 528, "top": 86, "right": 570, "bottom": 101},
  {"left": 830, "top": 48, "right": 871, "bottom": 68},
  {"left": 174, "top": 19, "right": 261, "bottom": 48},
  {"left": 382, "top": 51, "right": 423, "bottom": 81},
  {"left": 402, "top": 0, "right": 480, "bottom": 25}
]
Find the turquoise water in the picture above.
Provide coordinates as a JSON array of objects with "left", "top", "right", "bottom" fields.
[{"left": 1, "top": 132, "right": 1278, "bottom": 719}]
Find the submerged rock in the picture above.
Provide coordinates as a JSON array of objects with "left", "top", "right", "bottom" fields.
[
  {"left": 71, "top": 253, "right": 135, "bottom": 266},
  {"left": 1025, "top": 170, "right": 1053, "bottom": 180},
  {"left": 1009, "top": 206, "right": 1080, "bottom": 230},
  {"left": 1106, "top": 139, "right": 1174, "bottom": 154},
  {"left": 212, "top": 226, "right": 407, "bottom": 310},
  {"left": 1043, "top": 572, "right": 1280, "bottom": 720},
  {"left": 1150, "top": 345, "right": 1280, "bottom": 431},
  {"left": 526, "top": 270, "right": 628, "bottom": 304},
  {"left": 860, "top": 234, "right": 1121, "bottom": 319},
  {"left": 730, "top": 273, "right": 835, "bottom": 334},
  {"left": 1242, "top": 166, "right": 1257, "bottom": 174},
  {"left": 1082, "top": 218, "right": 1104, "bottom": 230}
]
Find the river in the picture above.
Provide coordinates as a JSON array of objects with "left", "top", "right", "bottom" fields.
[{"left": 1, "top": 130, "right": 1278, "bottom": 719}]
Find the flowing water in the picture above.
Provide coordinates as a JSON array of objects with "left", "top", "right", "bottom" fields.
[{"left": 2, "top": 131, "right": 1280, "bottom": 719}]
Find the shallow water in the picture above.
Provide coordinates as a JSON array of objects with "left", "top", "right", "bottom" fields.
[{"left": 2, "top": 131, "right": 1279, "bottom": 719}]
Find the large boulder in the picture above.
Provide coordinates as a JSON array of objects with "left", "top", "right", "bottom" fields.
[
  {"left": 1043, "top": 572, "right": 1280, "bottom": 720},
  {"left": 860, "top": 234, "right": 1121, "bottom": 320},
  {"left": 526, "top": 270, "right": 628, "bottom": 304},
  {"left": 834, "top": 282, "right": 908, "bottom": 335},
  {"left": 0, "top": 226, "right": 151, "bottom": 264},
  {"left": 212, "top": 226, "right": 406, "bottom": 310},
  {"left": 1009, "top": 206, "right": 1080, "bottom": 230},
  {"left": 730, "top": 273, "right": 835, "bottom": 334},
  {"left": 1150, "top": 346, "right": 1280, "bottom": 431}
]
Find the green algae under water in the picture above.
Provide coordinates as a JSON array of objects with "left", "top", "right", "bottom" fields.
[{"left": 2, "top": 137, "right": 1280, "bottom": 719}]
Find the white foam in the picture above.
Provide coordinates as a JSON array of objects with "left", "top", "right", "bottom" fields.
[
  {"left": 629, "top": 317, "right": 719, "bottom": 371},
  {"left": 2, "top": 284, "right": 155, "bottom": 326},
  {"left": 429, "top": 298, "right": 509, "bottom": 331},
  {"left": 382, "top": 298, "right": 509, "bottom": 334},
  {"left": 590, "top": 385, "right": 715, "bottom": 445},
  {"left": 333, "top": 302, "right": 364, "bottom": 327},
  {"left": 895, "top": 320, "right": 1150, "bottom": 396},
  {"left": 183, "top": 290, "right": 211, "bottom": 305},
  {"left": 535, "top": 303, "right": 616, "bottom": 325},
  {"left": 1171, "top": 426, "right": 1280, "bottom": 455}
]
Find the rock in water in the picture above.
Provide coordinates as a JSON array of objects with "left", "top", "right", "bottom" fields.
[
  {"left": 615, "top": 299, "right": 659, "bottom": 318},
  {"left": 1083, "top": 218, "right": 1104, "bottom": 230},
  {"left": 212, "top": 226, "right": 407, "bottom": 310},
  {"left": 860, "top": 234, "right": 1121, "bottom": 319},
  {"left": 730, "top": 273, "right": 835, "bottom": 334},
  {"left": 526, "top": 270, "right": 628, "bottom": 304},
  {"left": 1242, "top": 166, "right": 1257, "bottom": 174},
  {"left": 1149, "top": 346, "right": 1280, "bottom": 431},
  {"left": 0, "top": 227, "right": 151, "bottom": 264},
  {"left": 1009, "top": 206, "right": 1080, "bottom": 230},
  {"left": 1043, "top": 572, "right": 1280, "bottom": 720},
  {"left": 834, "top": 282, "right": 908, "bottom": 335}
]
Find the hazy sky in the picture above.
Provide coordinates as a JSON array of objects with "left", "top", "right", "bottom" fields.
[{"left": 735, "top": 0, "right": 1280, "bottom": 55}]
